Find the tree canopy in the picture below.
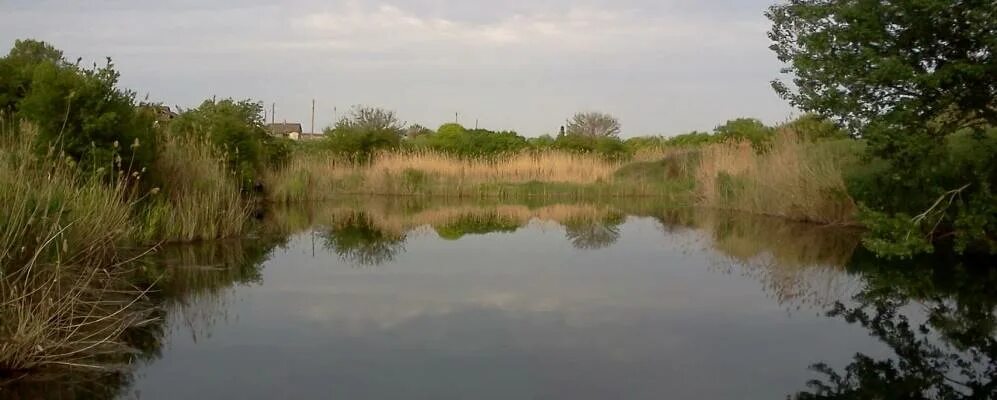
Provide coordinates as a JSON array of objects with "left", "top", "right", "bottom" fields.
[
  {"left": 566, "top": 112, "right": 622, "bottom": 138},
  {"left": 768, "top": 0, "right": 997, "bottom": 256}
]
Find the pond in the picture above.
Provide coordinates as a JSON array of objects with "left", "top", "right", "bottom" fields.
[{"left": 4, "top": 197, "right": 995, "bottom": 399}]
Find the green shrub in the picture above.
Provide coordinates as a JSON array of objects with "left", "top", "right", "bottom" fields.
[
  {"left": 714, "top": 118, "right": 774, "bottom": 150},
  {"left": 168, "top": 98, "right": 284, "bottom": 186},
  {"left": 552, "top": 133, "right": 631, "bottom": 160},
  {"left": 323, "top": 105, "right": 404, "bottom": 161},
  {"left": 0, "top": 39, "right": 157, "bottom": 171}
]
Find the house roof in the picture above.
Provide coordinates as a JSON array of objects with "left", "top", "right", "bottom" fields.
[{"left": 266, "top": 123, "right": 303, "bottom": 135}]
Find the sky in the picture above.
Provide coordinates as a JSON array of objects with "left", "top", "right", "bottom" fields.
[{"left": 1, "top": 0, "right": 799, "bottom": 137}]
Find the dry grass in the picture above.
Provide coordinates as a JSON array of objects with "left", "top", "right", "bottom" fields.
[
  {"left": 140, "top": 135, "right": 248, "bottom": 242},
  {"left": 265, "top": 150, "right": 622, "bottom": 201},
  {"left": 0, "top": 124, "right": 155, "bottom": 372},
  {"left": 695, "top": 131, "right": 857, "bottom": 224}
]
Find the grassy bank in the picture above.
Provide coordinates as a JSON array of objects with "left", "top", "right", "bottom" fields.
[
  {"left": 0, "top": 123, "right": 250, "bottom": 374},
  {"left": 265, "top": 131, "right": 858, "bottom": 226}
]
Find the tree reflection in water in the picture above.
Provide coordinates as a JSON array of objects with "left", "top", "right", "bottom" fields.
[
  {"left": 321, "top": 212, "right": 407, "bottom": 267},
  {"left": 794, "top": 252, "right": 997, "bottom": 399},
  {"left": 563, "top": 212, "right": 626, "bottom": 250},
  {"left": 4, "top": 198, "right": 993, "bottom": 399}
]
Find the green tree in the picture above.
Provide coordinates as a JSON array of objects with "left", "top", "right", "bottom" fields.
[
  {"left": 1, "top": 40, "right": 156, "bottom": 170},
  {"left": 323, "top": 105, "right": 404, "bottom": 161},
  {"left": 779, "top": 114, "right": 848, "bottom": 141},
  {"left": 767, "top": 0, "right": 997, "bottom": 255},
  {"left": 0, "top": 39, "right": 65, "bottom": 113},
  {"left": 714, "top": 118, "right": 774, "bottom": 149},
  {"left": 169, "top": 98, "right": 286, "bottom": 185}
]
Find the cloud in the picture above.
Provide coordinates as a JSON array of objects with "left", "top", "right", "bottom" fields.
[
  {"left": 288, "top": 3, "right": 766, "bottom": 60},
  {"left": 0, "top": 0, "right": 794, "bottom": 135}
]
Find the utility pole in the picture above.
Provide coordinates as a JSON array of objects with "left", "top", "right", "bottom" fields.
[
  {"left": 455, "top": 112, "right": 459, "bottom": 124},
  {"left": 311, "top": 99, "right": 316, "bottom": 134},
  {"left": 271, "top": 103, "right": 276, "bottom": 135},
  {"left": 475, "top": 119, "right": 479, "bottom": 130}
]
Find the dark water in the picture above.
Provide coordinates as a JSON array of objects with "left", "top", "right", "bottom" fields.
[{"left": 4, "top": 198, "right": 996, "bottom": 399}]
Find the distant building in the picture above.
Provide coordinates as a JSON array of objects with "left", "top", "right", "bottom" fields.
[{"left": 266, "top": 123, "right": 303, "bottom": 140}]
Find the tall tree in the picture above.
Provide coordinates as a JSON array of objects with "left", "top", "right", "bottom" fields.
[
  {"left": 565, "top": 112, "right": 622, "bottom": 138},
  {"left": 767, "top": 0, "right": 997, "bottom": 255}
]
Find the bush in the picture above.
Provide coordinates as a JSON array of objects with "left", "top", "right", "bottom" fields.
[
  {"left": 167, "top": 98, "right": 284, "bottom": 186},
  {"left": 714, "top": 118, "right": 774, "bottom": 150},
  {"left": 0, "top": 39, "right": 157, "bottom": 171},
  {"left": 552, "top": 133, "right": 631, "bottom": 161},
  {"left": 323, "top": 105, "right": 404, "bottom": 161},
  {"left": 779, "top": 114, "right": 848, "bottom": 141},
  {"left": 405, "top": 123, "right": 529, "bottom": 158}
]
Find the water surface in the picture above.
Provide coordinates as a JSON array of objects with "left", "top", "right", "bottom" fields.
[{"left": 5, "top": 198, "right": 995, "bottom": 399}]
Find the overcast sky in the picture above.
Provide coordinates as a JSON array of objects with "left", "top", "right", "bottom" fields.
[{"left": 1, "top": 0, "right": 798, "bottom": 136}]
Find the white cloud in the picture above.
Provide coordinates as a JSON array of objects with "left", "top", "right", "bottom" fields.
[{"left": 0, "top": 0, "right": 793, "bottom": 135}]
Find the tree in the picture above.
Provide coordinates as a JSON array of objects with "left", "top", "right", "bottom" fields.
[
  {"left": 0, "top": 39, "right": 65, "bottom": 113},
  {"left": 323, "top": 105, "right": 404, "bottom": 160},
  {"left": 168, "top": 98, "right": 286, "bottom": 186},
  {"left": 1, "top": 40, "right": 157, "bottom": 171},
  {"left": 714, "top": 118, "right": 775, "bottom": 149},
  {"left": 340, "top": 105, "right": 404, "bottom": 132},
  {"left": 767, "top": 0, "right": 997, "bottom": 255},
  {"left": 566, "top": 112, "right": 622, "bottom": 138},
  {"left": 768, "top": 0, "right": 996, "bottom": 137}
]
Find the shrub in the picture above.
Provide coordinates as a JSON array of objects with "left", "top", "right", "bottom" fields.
[
  {"left": 323, "top": 105, "right": 404, "bottom": 161},
  {"left": 552, "top": 133, "right": 631, "bottom": 161},
  {"left": 0, "top": 39, "right": 157, "bottom": 171},
  {"left": 714, "top": 118, "right": 774, "bottom": 150},
  {"left": 168, "top": 98, "right": 282, "bottom": 187}
]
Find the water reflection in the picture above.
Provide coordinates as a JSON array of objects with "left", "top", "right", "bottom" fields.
[
  {"left": 321, "top": 212, "right": 407, "bottom": 267},
  {"left": 0, "top": 237, "right": 287, "bottom": 399},
  {"left": 266, "top": 198, "right": 644, "bottom": 266},
  {"left": 794, "top": 253, "right": 997, "bottom": 399},
  {"left": 2, "top": 197, "right": 993, "bottom": 399}
]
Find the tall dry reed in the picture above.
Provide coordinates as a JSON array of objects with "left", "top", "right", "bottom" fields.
[
  {"left": 266, "top": 150, "right": 621, "bottom": 201},
  {"left": 0, "top": 124, "right": 155, "bottom": 372},
  {"left": 141, "top": 135, "right": 248, "bottom": 242},
  {"left": 695, "top": 131, "right": 857, "bottom": 224}
]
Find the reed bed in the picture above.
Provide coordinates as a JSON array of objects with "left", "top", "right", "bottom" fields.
[
  {"left": 0, "top": 124, "right": 155, "bottom": 372},
  {"left": 140, "top": 135, "right": 248, "bottom": 242},
  {"left": 265, "top": 150, "right": 623, "bottom": 202},
  {"left": 694, "top": 131, "right": 857, "bottom": 224}
]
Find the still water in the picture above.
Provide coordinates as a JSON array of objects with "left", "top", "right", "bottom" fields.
[{"left": 6, "top": 198, "right": 996, "bottom": 399}]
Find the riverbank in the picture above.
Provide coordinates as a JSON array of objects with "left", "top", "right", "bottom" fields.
[{"left": 266, "top": 130, "right": 860, "bottom": 225}]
